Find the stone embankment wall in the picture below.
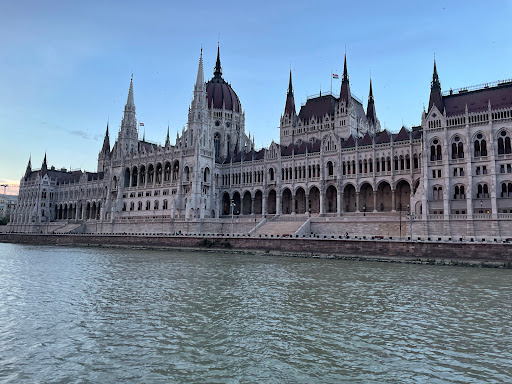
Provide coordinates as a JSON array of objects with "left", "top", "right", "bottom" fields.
[{"left": 2, "top": 233, "right": 511, "bottom": 267}]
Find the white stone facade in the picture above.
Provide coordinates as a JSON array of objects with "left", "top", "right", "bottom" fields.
[{"left": 9, "top": 50, "right": 512, "bottom": 239}]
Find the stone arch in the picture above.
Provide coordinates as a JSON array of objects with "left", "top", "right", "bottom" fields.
[
  {"left": 308, "top": 186, "right": 320, "bottom": 214},
  {"left": 295, "top": 187, "right": 306, "bottom": 214},
  {"left": 359, "top": 182, "right": 374, "bottom": 212},
  {"left": 267, "top": 189, "right": 277, "bottom": 214},
  {"left": 164, "top": 162, "right": 172, "bottom": 182},
  {"left": 232, "top": 191, "right": 241, "bottom": 215},
  {"left": 131, "top": 166, "right": 138, "bottom": 187},
  {"left": 395, "top": 179, "right": 411, "bottom": 211},
  {"left": 242, "top": 190, "right": 252, "bottom": 215},
  {"left": 124, "top": 168, "right": 130, "bottom": 187},
  {"left": 147, "top": 164, "right": 155, "bottom": 184},
  {"left": 254, "top": 190, "right": 263, "bottom": 214},
  {"left": 325, "top": 185, "right": 337, "bottom": 214},
  {"left": 204, "top": 167, "right": 210, "bottom": 183},
  {"left": 343, "top": 183, "right": 356, "bottom": 212},
  {"left": 376, "top": 180, "right": 392, "bottom": 212},
  {"left": 139, "top": 164, "right": 146, "bottom": 185},
  {"left": 282, "top": 188, "right": 292, "bottom": 214},
  {"left": 222, "top": 192, "right": 230, "bottom": 215},
  {"left": 155, "top": 163, "right": 163, "bottom": 184}
]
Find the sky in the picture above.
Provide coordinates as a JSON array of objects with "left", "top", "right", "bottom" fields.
[{"left": 1, "top": 0, "right": 511, "bottom": 195}]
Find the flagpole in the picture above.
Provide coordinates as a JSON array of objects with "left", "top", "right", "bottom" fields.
[{"left": 330, "top": 69, "right": 332, "bottom": 95}]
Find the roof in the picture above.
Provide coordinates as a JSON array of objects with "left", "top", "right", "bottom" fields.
[
  {"left": 298, "top": 95, "right": 336, "bottom": 121},
  {"left": 443, "top": 81, "right": 512, "bottom": 116}
]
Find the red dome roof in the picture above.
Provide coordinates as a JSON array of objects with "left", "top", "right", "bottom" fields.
[
  {"left": 206, "top": 79, "right": 241, "bottom": 113},
  {"left": 205, "top": 46, "right": 241, "bottom": 113}
]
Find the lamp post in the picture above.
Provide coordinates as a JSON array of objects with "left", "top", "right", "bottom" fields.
[
  {"left": 480, "top": 200, "right": 483, "bottom": 214},
  {"left": 399, "top": 202, "right": 402, "bottom": 240},
  {"left": 230, "top": 199, "right": 235, "bottom": 237},
  {"left": 407, "top": 203, "right": 413, "bottom": 240},
  {"left": 363, "top": 205, "right": 366, "bottom": 217}
]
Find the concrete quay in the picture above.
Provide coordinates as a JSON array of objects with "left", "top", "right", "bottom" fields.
[{"left": 1, "top": 233, "right": 512, "bottom": 268}]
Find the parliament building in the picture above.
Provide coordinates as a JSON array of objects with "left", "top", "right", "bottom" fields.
[{"left": 9, "top": 47, "right": 512, "bottom": 240}]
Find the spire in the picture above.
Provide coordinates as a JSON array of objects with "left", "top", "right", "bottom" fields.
[
  {"left": 165, "top": 124, "right": 170, "bottom": 146},
  {"left": 284, "top": 69, "right": 296, "bottom": 116},
  {"left": 214, "top": 43, "right": 222, "bottom": 78},
  {"left": 127, "top": 74, "right": 135, "bottom": 108},
  {"left": 340, "top": 52, "right": 351, "bottom": 104},
  {"left": 41, "top": 153, "right": 48, "bottom": 175},
  {"left": 24, "top": 155, "right": 32, "bottom": 179},
  {"left": 195, "top": 48, "right": 205, "bottom": 89},
  {"left": 101, "top": 122, "right": 110, "bottom": 154},
  {"left": 428, "top": 57, "right": 443, "bottom": 112},
  {"left": 366, "top": 77, "right": 377, "bottom": 125}
]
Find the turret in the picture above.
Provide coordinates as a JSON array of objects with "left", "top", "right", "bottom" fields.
[
  {"left": 24, "top": 156, "right": 32, "bottom": 180},
  {"left": 117, "top": 75, "right": 138, "bottom": 157},
  {"left": 41, "top": 153, "right": 47, "bottom": 176},
  {"left": 284, "top": 69, "right": 296, "bottom": 117},
  {"left": 165, "top": 124, "right": 171, "bottom": 146},
  {"left": 340, "top": 53, "right": 351, "bottom": 105},
  {"left": 428, "top": 58, "right": 443, "bottom": 113},
  {"left": 366, "top": 77, "right": 377, "bottom": 126}
]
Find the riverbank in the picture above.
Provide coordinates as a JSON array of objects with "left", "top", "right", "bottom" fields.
[{"left": 2, "top": 233, "right": 512, "bottom": 268}]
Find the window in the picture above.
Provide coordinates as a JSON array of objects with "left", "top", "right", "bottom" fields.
[
  {"left": 498, "top": 130, "right": 511, "bottom": 155},
  {"left": 474, "top": 133, "right": 487, "bottom": 157}
]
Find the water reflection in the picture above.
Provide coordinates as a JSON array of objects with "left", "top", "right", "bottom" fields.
[{"left": 0, "top": 243, "right": 511, "bottom": 383}]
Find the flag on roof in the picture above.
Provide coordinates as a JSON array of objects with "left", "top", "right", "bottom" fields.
[
  {"left": 332, "top": 74, "right": 339, "bottom": 79},
  {"left": 139, "top": 122, "right": 144, "bottom": 126}
]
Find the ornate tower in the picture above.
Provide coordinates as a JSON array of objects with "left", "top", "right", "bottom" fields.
[
  {"left": 98, "top": 122, "right": 111, "bottom": 172},
  {"left": 280, "top": 70, "right": 297, "bottom": 145},
  {"left": 428, "top": 58, "right": 443, "bottom": 113},
  {"left": 117, "top": 76, "right": 138, "bottom": 158}
]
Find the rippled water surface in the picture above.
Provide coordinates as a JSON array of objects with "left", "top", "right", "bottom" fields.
[{"left": 0, "top": 243, "right": 511, "bottom": 383}]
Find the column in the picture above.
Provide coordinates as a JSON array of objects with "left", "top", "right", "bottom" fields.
[
  {"left": 392, "top": 189, "right": 396, "bottom": 212},
  {"left": 373, "top": 191, "right": 378, "bottom": 212},
  {"left": 337, "top": 189, "right": 342, "bottom": 216},
  {"left": 356, "top": 192, "right": 360, "bottom": 212},
  {"left": 291, "top": 194, "right": 296, "bottom": 215}
]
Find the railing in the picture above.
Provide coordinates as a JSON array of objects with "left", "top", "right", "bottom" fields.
[
  {"left": 473, "top": 213, "right": 492, "bottom": 220},
  {"left": 498, "top": 213, "right": 512, "bottom": 219},
  {"left": 442, "top": 78, "right": 512, "bottom": 95}
]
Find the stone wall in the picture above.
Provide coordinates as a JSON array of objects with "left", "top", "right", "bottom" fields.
[{"left": 2, "top": 233, "right": 511, "bottom": 266}]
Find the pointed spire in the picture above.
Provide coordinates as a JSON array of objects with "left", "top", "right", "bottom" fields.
[
  {"left": 366, "top": 77, "right": 377, "bottom": 125},
  {"left": 195, "top": 48, "right": 205, "bottom": 89},
  {"left": 428, "top": 57, "right": 443, "bottom": 112},
  {"left": 41, "top": 153, "right": 48, "bottom": 175},
  {"left": 143, "top": 127, "right": 145, "bottom": 142},
  {"left": 284, "top": 69, "right": 296, "bottom": 116},
  {"left": 126, "top": 74, "right": 135, "bottom": 108},
  {"left": 165, "top": 124, "right": 170, "bottom": 146},
  {"left": 214, "top": 43, "right": 222, "bottom": 78},
  {"left": 101, "top": 122, "right": 110, "bottom": 154},
  {"left": 27, "top": 155, "right": 32, "bottom": 170},
  {"left": 340, "top": 52, "right": 351, "bottom": 104}
]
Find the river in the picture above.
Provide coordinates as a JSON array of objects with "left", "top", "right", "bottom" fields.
[{"left": 0, "top": 243, "right": 510, "bottom": 383}]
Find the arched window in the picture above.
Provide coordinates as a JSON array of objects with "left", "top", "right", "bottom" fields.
[
  {"left": 214, "top": 133, "right": 221, "bottom": 158},
  {"left": 327, "top": 161, "right": 334, "bottom": 176},
  {"left": 498, "top": 130, "right": 512, "bottom": 155},
  {"left": 154, "top": 200, "right": 159, "bottom": 210},
  {"left": 451, "top": 137, "right": 464, "bottom": 159},
  {"left": 474, "top": 133, "right": 487, "bottom": 157},
  {"left": 269, "top": 168, "right": 274, "bottom": 181},
  {"left": 502, "top": 182, "right": 512, "bottom": 198},
  {"left": 454, "top": 185, "right": 466, "bottom": 199}
]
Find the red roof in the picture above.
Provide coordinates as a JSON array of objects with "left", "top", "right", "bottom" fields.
[{"left": 443, "top": 81, "right": 512, "bottom": 116}]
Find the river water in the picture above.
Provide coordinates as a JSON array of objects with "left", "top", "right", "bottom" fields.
[{"left": 0, "top": 243, "right": 511, "bottom": 383}]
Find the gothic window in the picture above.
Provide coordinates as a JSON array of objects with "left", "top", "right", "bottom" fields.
[
  {"left": 477, "top": 183, "right": 489, "bottom": 199},
  {"left": 214, "top": 133, "right": 221, "bottom": 159},
  {"left": 154, "top": 200, "right": 159, "bottom": 210},
  {"left": 454, "top": 185, "right": 466, "bottom": 200},
  {"left": 430, "top": 139, "right": 442, "bottom": 161},
  {"left": 501, "top": 182, "right": 512, "bottom": 198},
  {"left": 138, "top": 201, "right": 142, "bottom": 210},
  {"left": 474, "top": 133, "right": 487, "bottom": 157},
  {"left": 498, "top": 130, "right": 512, "bottom": 155},
  {"left": 269, "top": 168, "right": 275, "bottom": 181},
  {"left": 163, "top": 200, "right": 168, "bottom": 210},
  {"left": 146, "top": 201, "right": 150, "bottom": 210}
]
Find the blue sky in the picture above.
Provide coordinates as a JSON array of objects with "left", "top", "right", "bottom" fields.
[{"left": 1, "top": 0, "right": 511, "bottom": 194}]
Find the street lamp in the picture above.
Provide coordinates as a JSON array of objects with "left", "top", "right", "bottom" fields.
[
  {"left": 480, "top": 200, "right": 483, "bottom": 214},
  {"left": 363, "top": 205, "right": 366, "bottom": 217},
  {"left": 230, "top": 199, "right": 235, "bottom": 237},
  {"left": 407, "top": 203, "right": 413, "bottom": 240}
]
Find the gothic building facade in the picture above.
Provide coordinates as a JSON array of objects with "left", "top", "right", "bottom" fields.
[{"left": 9, "top": 47, "right": 512, "bottom": 239}]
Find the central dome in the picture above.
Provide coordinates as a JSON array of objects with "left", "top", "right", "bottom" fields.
[{"left": 206, "top": 47, "right": 241, "bottom": 113}]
